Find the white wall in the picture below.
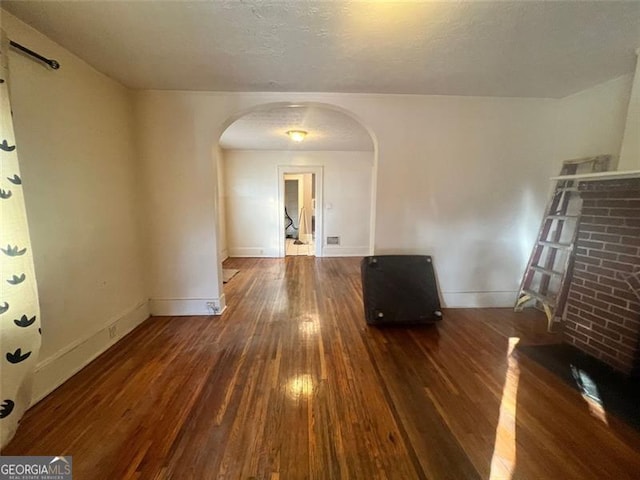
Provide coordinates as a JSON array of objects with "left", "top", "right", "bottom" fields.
[
  {"left": 135, "top": 91, "right": 226, "bottom": 316},
  {"left": 301, "top": 173, "right": 313, "bottom": 241},
  {"left": 131, "top": 56, "right": 635, "bottom": 313},
  {"left": 554, "top": 74, "right": 633, "bottom": 165},
  {"left": 136, "top": 91, "right": 564, "bottom": 308},
  {"left": 2, "top": 11, "right": 148, "bottom": 403},
  {"left": 224, "top": 150, "right": 373, "bottom": 257},
  {"left": 620, "top": 53, "right": 640, "bottom": 171},
  {"left": 216, "top": 145, "right": 228, "bottom": 261}
]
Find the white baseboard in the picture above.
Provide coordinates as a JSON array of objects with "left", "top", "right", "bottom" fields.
[
  {"left": 228, "top": 247, "right": 276, "bottom": 257},
  {"left": 441, "top": 291, "right": 517, "bottom": 308},
  {"left": 322, "top": 246, "right": 369, "bottom": 257},
  {"left": 31, "top": 300, "right": 150, "bottom": 405},
  {"left": 219, "top": 248, "right": 229, "bottom": 262},
  {"left": 149, "top": 295, "right": 227, "bottom": 316}
]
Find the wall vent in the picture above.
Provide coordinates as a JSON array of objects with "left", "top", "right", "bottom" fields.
[{"left": 326, "top": 236, "right": 340, "bottom": 245}]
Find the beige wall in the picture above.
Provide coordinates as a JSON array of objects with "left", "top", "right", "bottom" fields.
[
  {"left": 216, "top": 145, "right": 228, "bottom": 261},
  {"left": 2, "top": 11, "right": 148, "bottom": 402},
  {"left": 554, "top": 74, "right": 633, "bottom": 165},
  {"left": 135, "top": 80, "right": 633, "bottom": 309},
  {"left": 136, "top": 91, "right": 561, "bottom": 308},
  {"left": 620, "top": 53, "right": 640, "bottom": 170},
  {"left": 226, "top": 151, "right": 373, "bottom": 257}
]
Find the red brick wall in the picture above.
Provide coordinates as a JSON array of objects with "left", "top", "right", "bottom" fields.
[{"left": 564, "top": 178, "right": 640, "bottom": 374}]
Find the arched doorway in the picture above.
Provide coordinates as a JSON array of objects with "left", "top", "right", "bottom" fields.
[{"left": 215, "top": 103, "right": 377, "bottom": 266}]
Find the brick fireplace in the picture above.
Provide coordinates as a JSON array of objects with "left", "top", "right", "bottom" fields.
[{"left": 564, "top": 176, "right": 640, "bottom": 375}]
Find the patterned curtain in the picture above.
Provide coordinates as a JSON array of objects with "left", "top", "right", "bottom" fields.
[{"left": 0, "top": 30, "right": 41, "bottom": 449}]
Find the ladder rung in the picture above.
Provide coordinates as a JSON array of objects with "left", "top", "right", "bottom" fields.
[
  {"left": 546, "top": 214, "right": 579, "bottom": 220},
  {"left": 538, "top": 241, "right": 572, "bottom": 250},
  {"left": 522, "top": 289, "right": 556, "bottom": 307},
  {"left": 530, "top": 265, "right": 563, "bottom": 276}
]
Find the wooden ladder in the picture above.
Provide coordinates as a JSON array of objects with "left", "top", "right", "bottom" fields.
[{"left": 514, "top": 155, "right": 614, "bottom": 330}]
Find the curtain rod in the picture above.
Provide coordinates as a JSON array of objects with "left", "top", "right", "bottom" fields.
[{"left": 9, "top": 40, "right": 60, "bottom": 70}]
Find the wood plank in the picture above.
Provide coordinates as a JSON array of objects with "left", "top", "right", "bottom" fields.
[{"left": 3, "top": 257, "right": 640, "bottom": 479}]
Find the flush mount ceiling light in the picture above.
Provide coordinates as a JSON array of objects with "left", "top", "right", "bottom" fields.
[{"left": 287, "top": 130, "right": 307, "bottom": 142}]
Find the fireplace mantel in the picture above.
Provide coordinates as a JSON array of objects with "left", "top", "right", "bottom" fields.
[{"left": 552, "top": 169, "right": 640, "bottom": 182}]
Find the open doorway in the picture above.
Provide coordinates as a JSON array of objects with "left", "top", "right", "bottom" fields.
[
  {"left": 284, "top": 172, "right": 316, "bottom": 256},
  {"left": 278, "top": 165, "right": 323, "bottom": 257},
  {"left": 217, "top": 103, "right": 373, "bottom": 261}
]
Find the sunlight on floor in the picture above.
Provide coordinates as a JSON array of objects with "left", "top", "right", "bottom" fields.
[
  {"left": 287, "top": 374, "right": 314, "bottom": 400},
  {"left": 570, "top": 365, "right": 609, "bottom": 426},
  {"left": 298, "top": 314, "right": 320, "bottom": 337},
  {"left": 489, "top": 337, "right": 520, "bottom": 480}
]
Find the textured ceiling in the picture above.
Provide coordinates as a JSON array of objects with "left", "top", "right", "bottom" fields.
[
  {"left": 3, "top": 1, "right": 640, "bottom": 98},
  {"left": 219, "top": 105, "right": 374, "bottom": 151}
]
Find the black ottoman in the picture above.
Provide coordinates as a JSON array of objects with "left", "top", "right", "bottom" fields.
[{"left": 361, "top": 255, "right": 442, "bottom": 325}]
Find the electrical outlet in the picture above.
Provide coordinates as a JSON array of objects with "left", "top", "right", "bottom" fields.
[{"left": 108, "top": 325, "right": 117, "bottom": 339}]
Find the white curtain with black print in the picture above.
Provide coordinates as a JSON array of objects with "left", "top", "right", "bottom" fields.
[{"left": 0, "top": 30, "right": 41, "bottom": 449}]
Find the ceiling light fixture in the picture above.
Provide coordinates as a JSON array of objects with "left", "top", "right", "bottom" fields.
[{"left": 287, "top": 130, "right": 307, "bottom": 142}]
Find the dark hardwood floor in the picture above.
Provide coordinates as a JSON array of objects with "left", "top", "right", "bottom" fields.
[{"left": 4, "top": 257, "right": 640, "bottom": 479}]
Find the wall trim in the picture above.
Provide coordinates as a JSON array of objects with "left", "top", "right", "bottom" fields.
[
  {"left": 441, "top": 291, "right": 517, "bottom": 308},
  {"left": 228, "top": 247, "right": 275, "bottom": 257},
  {"left": 322, "top": 246, "right": 369, "bottom": 257},
  {"left": 31, "top": 300, "right": 150, "bottom": 405},
  {"left": 149, "top": 295, "right": 227, "bottom": 316}
]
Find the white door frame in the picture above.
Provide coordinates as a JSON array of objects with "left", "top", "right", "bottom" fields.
[{"left": 278, "top": 165, "right": 323, "bottom": 257}]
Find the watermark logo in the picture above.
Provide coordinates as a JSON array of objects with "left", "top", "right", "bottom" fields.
[{"left": 0, "top": 456, "right": 72, "bottom": 480}]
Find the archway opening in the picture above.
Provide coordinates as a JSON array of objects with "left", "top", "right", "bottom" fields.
[{"left": 214, "top": 103, "right": 377, "bottom": 280}]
